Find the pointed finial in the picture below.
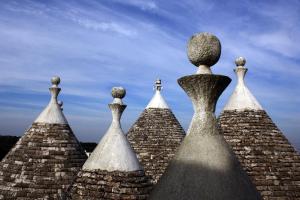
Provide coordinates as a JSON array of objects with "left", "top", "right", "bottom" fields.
[
  {"left": 154, "top": 79, "right": 162, "bottom": 91},
  {"left": 58, "top": 101, "right": 63, "bottom": 111},
  {"left": 187, "top": 32, "right": 221, "bottom": 74},
  {"left": 111, "top": 87, "right": 126, "bottom": 105},
  {"left": 51, "top": 76, "right": 60, "bottom": 88},
  {"left": 235, "top": 57, "right": 246, "bottom": 67}
]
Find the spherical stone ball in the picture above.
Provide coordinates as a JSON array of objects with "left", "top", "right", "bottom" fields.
[
  {"left": 111, "top": 87, "right": 126, "bottom": 99},
  {"left": 51, "top": 76, "right": 60, "bottom": 85},
  {"left": 235, "top": 57, "right": 246, "bottom": 66},
  {"left": 187, "top": 32, "right": 221, "bottom": 67}
]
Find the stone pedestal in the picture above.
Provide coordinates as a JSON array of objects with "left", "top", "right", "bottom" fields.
[{"left": 149, "top": 74, "right": 261, "bottom": 200}]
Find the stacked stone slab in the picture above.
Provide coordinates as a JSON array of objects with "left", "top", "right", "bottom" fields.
[
  {"left": 67, "top": 87, "right": 152, "bottom": 200},
  {"left": 219, "top": 57, "right": 300, "bottom": 199},
  {"left": 127, "top": 79, "right": 185, "bottom": 184},
  {"left": 149, "top": 33, "right": 261, "bottom": 200},
  {"left": 0, "top": 77, "right": 87, "bottom": 199}
]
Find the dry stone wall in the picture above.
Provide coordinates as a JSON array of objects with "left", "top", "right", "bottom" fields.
[
  {"left": 0, "top": 122, "right": 87, "bottom": 199},
  {"left": 67, "top": 169, "right": 152, "bottom": 200},
  {"left": 219, "top": 110, "right": 300, "bottom": 200},
  {"left": 127, "top": 108, "right": 185, "bottom": 184}
]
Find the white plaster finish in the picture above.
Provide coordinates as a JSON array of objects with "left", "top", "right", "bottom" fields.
[
  {"left": 35, "top": 77, "right": 68, "bottom": 124},
  {"left": 187, "top": 32, "right": 221, "bottom": 74},
  {"left": 223, "top": 58, "right": 263, "bottom": 111},
  {"left": 149, "top": 74, "right": 261, "bottom": 200},
  {"left": 146, "top": 79, "right": 169, "bottom": 109},
  {"left": 83, "top": 94, "right": 142, "bottom": 172}
]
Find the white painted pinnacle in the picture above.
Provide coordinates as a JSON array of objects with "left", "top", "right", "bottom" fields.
[
  {"left": 146, "top": 79, "right": 169, "bottom": 109},
  {"left": 223, "top": 57, "right": 263, "bottom": 111},
  {"left": 35, "top": 76, "right": 68, "bottom": 124},
  {"left": 83, "top": 87, "right": 142, "bottom": 172}
]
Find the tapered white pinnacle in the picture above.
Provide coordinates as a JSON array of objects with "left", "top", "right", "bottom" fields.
[
  {"left": 223, "top": 57, "right": 263, "bottom": 111},
  {"left": 35, "top": 76, "right": 68, "bottom": 124},
  {"left": 83, "top": 87, "right": 142, "bottom": 172},
  {"left": 146, "top": 79, "right": 169, "bottom": 109}
]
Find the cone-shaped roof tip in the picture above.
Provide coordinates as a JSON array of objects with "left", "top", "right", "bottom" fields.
[
  {"left": 187, "top": 32, "right": 221, "bottom": 74},
  {"left": 34, "top": 76, "right": 68, "bottom": 124},
  {"left": 83, "top": 86, "right": 142, "bottom": 172},
  {"left": 223, "top": 57, "right": 263, "bottom": 111},
  {"left": 146, "top": 78, "right": 169, "bottom": 109}
]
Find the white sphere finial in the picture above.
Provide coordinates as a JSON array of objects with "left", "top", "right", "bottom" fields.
[
  {"left": 51, "top": 76, "right": 60, "bottom": 87},
  {"left": 235, "top": 57, "right": 246, "bottom": 67},
  {"left": 187, "top": 32, "right": 221, "bottom": 70}
]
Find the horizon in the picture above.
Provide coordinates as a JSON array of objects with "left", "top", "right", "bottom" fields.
[{"left": 0, "top": 0, "right": 299, "bottom": 151}]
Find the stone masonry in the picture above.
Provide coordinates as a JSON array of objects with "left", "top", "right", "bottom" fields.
[
  {"left": 67, "top": 170, "right": 152, "bottom": 200},
  {"left": 0, "top": 122, "right": 87, "bottom": 199},
  {"left": 127, "top": 108, "right": 185, "bottom": 184},
  {"left": 219, "top": 110, "right": 300, "bottom": 200}
]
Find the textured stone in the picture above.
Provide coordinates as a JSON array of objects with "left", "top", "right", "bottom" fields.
[
  {"left": 149, "top": 74, "right": 261, "bottom": 200},
  {"left": 127, "top": 108, "right": 185, "bottom": 184},
  {"left": 67, "top": 169, "right": 152, "bottom": 200},
  {"left": 187, "top": 32, "right": 221, "bottom": 67},
  {"left": 219, "top": 110, "right": 300, "bottom": 200},
  {"left": 0, "top": 123, "right": 87, "bottom": 199}
]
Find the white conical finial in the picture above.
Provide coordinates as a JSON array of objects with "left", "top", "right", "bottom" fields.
[
  {"left": 83, "top": 87, "right": 142, "bottom": 172},
  {"left": 223, "top": 57, "right": 263, "bottom": 111},
  {"left": 35, "top": 76, "right": 68, "bottom": 124},
  {"left": 146, "top": 78, "right": 169, "bottom": 109},
  {"left": 187, "top": 32, "right": 221, "bottom": 74}
]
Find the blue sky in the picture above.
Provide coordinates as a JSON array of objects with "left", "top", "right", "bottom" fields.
[{"left": 0, "top": 0, "right": 299, "bottom": 150}]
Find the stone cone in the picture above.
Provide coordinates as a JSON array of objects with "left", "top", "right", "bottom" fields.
[
  {"left": 67, "top": 88, "right": 152, "bottom": 200},
  {"left": 127, "top": 79, "right": 185, "bottom": 184},
  {"left": 219, "top": 59, "right": 300, "bottom": 199},
  {"left": 149, "top": 74, "right": 261, "bottom": 200},
  {"left": 0, "top": 78, "right": 87, "bottom": 200}
]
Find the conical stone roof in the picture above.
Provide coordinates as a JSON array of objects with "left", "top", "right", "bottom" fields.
[
  {"left": 219, "top": 57, "right": 300, "bottom": 199},
  {"left": 127, "top": 79, "right": 185, "bottom": 184},
  {"left": 67, "top": 87, "right": 152, "bottom": 200},
  {"left": 149, "top": 33, "right": 261, "bottom": 200},
  {"left": 0, "top": 76, "right": 87, "bottom": 200}
]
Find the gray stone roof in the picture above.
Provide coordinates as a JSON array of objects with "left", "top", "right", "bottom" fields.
[
  {"left": 0, "top": 123, "right": 87, "bottom": 199},
  {"left": 67, "top": 169, "right": 152, "bottom": 200},
  {"left": 127, "top": 108, "right": 185, "bottom": 184},
  {"left": 218, "top": 110, "right": 300, "bottom": 199}
]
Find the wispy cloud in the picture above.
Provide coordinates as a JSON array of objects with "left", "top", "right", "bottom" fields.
[{"left": 0, "top": 0, "right": 299, "bottom": 148}]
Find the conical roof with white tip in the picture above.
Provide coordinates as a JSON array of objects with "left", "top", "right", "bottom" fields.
[
  {"left": 219, "top": 57, "right": 300, "bottom": 199},
  {"left": 83, "top": 87, "right": 142, "bottom": 172},
  {"left": 0, "top": 76, "right": 87, "bottom": 199},
  {"left": 127, "top": 79, "right": 185, "bottom": 184},
  {"left": 67, "top": 87, "right": 152, "bottom": 200},
  {"left": 223, "top": 57, "right": 263, "bottom": 111}
]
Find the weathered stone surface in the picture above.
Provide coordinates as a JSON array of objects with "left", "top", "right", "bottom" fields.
[
  {"left": 149, "top": 74, "right": 261, "bottom": 200},
  {"left": 67, "top": 169, "right": 152, "bottom": 200},
  {"left": 187, "top": 32, "right": 221, "bottom": 67},
  {"left": 127, "top": 108, "right": 185, "bottom": 184},
  {"left": 0, "top": 123, "right": 87, "bottom": 199},
  {"left": 219, "top": 110, "right": 300, "bottom": 200}
]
